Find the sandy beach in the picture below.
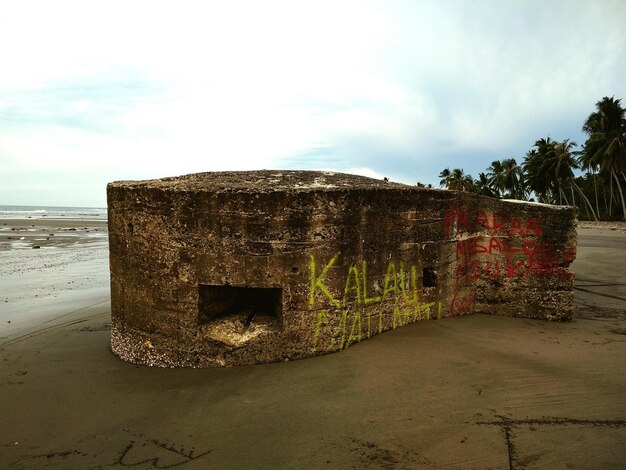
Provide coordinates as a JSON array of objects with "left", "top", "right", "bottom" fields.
[
  {"left": 1, "top": 221, "right": 624, "bottom": 469},
  {"left": 0, "top": 220, "right": 110, "bottom": 340}
]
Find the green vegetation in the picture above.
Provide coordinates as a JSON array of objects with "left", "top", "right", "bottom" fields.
[{"left": 437, "top": 96, "right": 626, "bottom": 221}]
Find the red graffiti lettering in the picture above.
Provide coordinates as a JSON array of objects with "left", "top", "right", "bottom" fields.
[
  {"left": 506, "top": 257, "right": 525, "bottom": 277},
  {"left": 492, "top": 212, "right": 506, "bottom": 235},
  {"left": 450, "top": 289, "right": 475, "bottom": 316},
  {"left": 522, "top": 240, "right": 538, "bottom": 255},
  {"left": 510, "top": 217, "right": 523, "bottom": 237},
  {"left": 445, "top": 208, "right": 543, "bottom": 238},
  {"left": 476, "top": 210, "right": 491, "bottom": 232},
  {"left": 485, "top": 260, "right": 501, "bottom": 278},
  {"left": 474, "top": 236, "right": 488, "bottom": 254},
  {"left": 488, "top": 237, "right": 502, "bottom": 254},
  {"left": 525, "top": 216, "right": 542, "bottom": 237}
]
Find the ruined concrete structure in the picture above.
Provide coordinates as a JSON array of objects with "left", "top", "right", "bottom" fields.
[{"left": 107, "top": 171, "right": 577, "bottom": 367}]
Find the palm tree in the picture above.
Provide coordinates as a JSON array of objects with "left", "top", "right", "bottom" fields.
[
  {"left": 575, "top": 173, "right": 604, "bottom": 220},
  {"left": 459, "top": 173, "right": 475, "bottom": 192},
  {"left": 500, "top": 158, "right": 526, "bottom": 199},
  {"left": 439, "top": 168, "right": 452, "bottom": 189},
  {"left": 439, "top": 168, "right": 473, "bottom": 191},
  {"left": 580, "top": 96, "right": 626, "bottom": 220},
  {"left": 523, "top": 138, "right": 597, "bottom": 219},
  {"left": 523, "top": 147, "right": 553, "bottom": 203},
  {"left": 486, "top": 160, "right": 505, "bottom": 197},
  {"left": 552, "top": 139, "right": 597, "bottom": 219},
  {"left": 486, "top": 159, "right": 526, "bottom": 199},
  {"left": 576, "top": 146, "right": 605, "bottom": 217},
  {"left": 473, "top": 172, "right": 496, "bottom": 197}
]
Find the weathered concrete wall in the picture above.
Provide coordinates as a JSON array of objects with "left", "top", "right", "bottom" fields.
[{"left": 107, "top": 171, "right": 576, "bottom": 367}]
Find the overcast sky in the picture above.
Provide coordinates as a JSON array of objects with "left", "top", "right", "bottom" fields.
[{"left": 1, "top": 0, "right": 624, "bottom": 207}]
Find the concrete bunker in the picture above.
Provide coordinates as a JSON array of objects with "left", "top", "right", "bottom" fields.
[{"left": 107, "top": 170, "right": 577, "bottom": 367}]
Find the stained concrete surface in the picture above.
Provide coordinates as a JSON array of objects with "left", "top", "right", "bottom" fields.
[
  {"left": 0, "top": 226, "right": 624, "bottom": 469},
  {"left": 108, "top": 171, "right": 577, "bottom": 367}
]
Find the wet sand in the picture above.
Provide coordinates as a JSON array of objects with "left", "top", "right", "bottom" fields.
[
  {"left": 0, "top": 220, "right": 109, "bottom": 338},
  {"left": 0, "top": 223, "right": 625, "bottom": 469}
]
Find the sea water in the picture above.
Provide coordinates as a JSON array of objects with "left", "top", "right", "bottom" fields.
[{"left": 0, "top": 205, "right": 107, "bottom": 221}]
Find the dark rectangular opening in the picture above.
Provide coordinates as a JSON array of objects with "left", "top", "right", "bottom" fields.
[
  {"left": 198, "top": 285, "right": 283, "bottom": 325},
  {"left": 422, "top": 268, "right": 437, "bottom": 288}
]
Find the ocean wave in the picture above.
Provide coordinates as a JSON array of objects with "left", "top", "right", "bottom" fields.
[{"left": 0, "top": 205, "right": 107, "bottom": 221}]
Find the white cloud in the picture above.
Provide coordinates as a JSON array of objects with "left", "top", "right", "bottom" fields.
[
  {"left": 346, "top": 167, "right": 388, "bottom": 181},
  {"left": 0, "top": 0, "right": 625, "bottom": 204}
]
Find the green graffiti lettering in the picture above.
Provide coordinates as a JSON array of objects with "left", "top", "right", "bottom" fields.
[
  {"left": 362, "top": 261, "right": 382, "bottom": 304},
  {"left": 308, "top": 254, "right": 446, "bottom": 349},
  {"left": 421, "top": 302, "right": 430, "bottom": 320},
  {"left": 343, "top": 265, "right": 361, "bottom": 306},
  {"left": 383, "top": 261, "right": 397, "bottom": 299},
  {"left": 399, "top": 262, "right": 419, "bottom": 305},
  {"left": 412, "top": 302, "right": 422, "bottom": 321},
  {"left": 338, "top": 309, "right": 348, "bottom": 350},
  {"left": 314, "top": 310, "right": 327, "bottom": 344},
  {"left": 403, "top": 306, "right": 413, "bottom": 325},
  {"left": 421, "top": 302, "right": 435, "bottom": 320},
  {"left": 393, "top": 305, "right": 412, "bottom": 328},
  {"left": 347, "top": 310, "right": 362, "bottom": 346},
  {"left": 393, "top": 304, "right": 399, "bottom": 328},
  {"left": 309, "top": 254, "right": 341, "bottom": 308}
]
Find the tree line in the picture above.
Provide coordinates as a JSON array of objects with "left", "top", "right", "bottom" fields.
[{"left": 437, "top": 96, "right": 626, "bottom": 221}]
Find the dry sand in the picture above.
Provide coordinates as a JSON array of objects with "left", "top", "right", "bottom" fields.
[{"left": 0, "top": 221, "right": 624, "bottom": 469}]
